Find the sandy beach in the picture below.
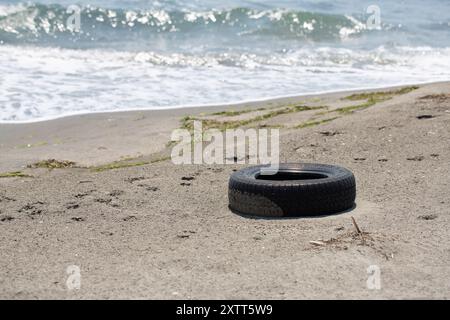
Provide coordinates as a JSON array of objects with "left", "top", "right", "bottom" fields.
[{"left": 0, "top": 81, "right": 449, "bottom": 299}]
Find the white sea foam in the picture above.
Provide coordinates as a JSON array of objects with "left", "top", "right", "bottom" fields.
[
  {"left": 0, "top": 3, "right": 27, "bottom": 17},
  {"left": 0, "top": 44, "right": 449, "bottom": 122}
]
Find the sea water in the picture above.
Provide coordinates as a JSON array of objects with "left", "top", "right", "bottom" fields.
[{"left": 0, "top": 0, "right": 449, "bottom": 122}]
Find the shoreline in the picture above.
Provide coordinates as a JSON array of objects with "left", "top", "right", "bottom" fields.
[
  {"left": 1, "top": 80, "right": 449, "bottom": 125},
  {"left": 0, "top": 81, "right": 448, "bottom": 173}
]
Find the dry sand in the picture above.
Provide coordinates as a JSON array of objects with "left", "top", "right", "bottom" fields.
[{"left": 0, "top": 82, "right": 449, "bottom": 299}]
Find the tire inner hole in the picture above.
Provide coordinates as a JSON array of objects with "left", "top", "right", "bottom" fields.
[{"left": 256, "top": 171, "right": 328, "bottom": 181}]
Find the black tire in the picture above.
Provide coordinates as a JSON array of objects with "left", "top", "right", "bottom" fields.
[{"left": 228, "top": 163, "right": 356, "bottom": 217}]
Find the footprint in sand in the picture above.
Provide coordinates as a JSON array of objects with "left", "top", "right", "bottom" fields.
[
  {"left": 0, "top": 215, "right": 15, "bottom": 222},
  {"left": 18, "top": 201, "right": 45, "bottom": 218}
]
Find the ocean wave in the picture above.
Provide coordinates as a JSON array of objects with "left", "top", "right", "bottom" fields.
[
  {"left": 3, "top": 43, "right": 447, "bottom": 69},
  {"left": 1, "top": 44, "right": 449, "bottom": 122},
  {"left": 0, "top": 3, "right": 381, "bottom": 46}
]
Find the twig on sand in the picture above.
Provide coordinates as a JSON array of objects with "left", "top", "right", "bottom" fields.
[
  {"left": 309, "top": 240, "right": 326, "bottom": 247},
  {"left": 351, "top": 216, "right": 362, "bottom": 234},
  {"left": 351, "top": 216, "right": 365, "bottom": 242}
]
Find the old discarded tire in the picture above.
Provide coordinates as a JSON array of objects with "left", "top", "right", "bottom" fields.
[{"left": 228, "top": 163, "right": 356, "bottom": 217}]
